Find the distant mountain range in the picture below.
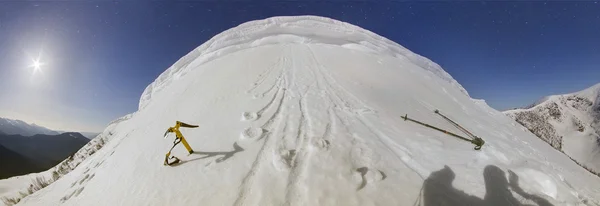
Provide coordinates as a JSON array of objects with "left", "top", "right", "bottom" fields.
[
  {"left": 0, "top": 117, "right": 59, "bottom": 137},
  {"left": 78, "top": 132, "right": 101, "bottom": 139},
  {"left": 0, "top": 144, "right": 42, "bottom": 179},
  {"left": 0, "top": 117, "right": 95, "bottom": 179},
  {"left": 0, "top": 117, "right": 99, "bottom": 139},
  {"left": 0, "top": 132, "right": 90, "bottom": 179},
  {"left": 504, "top": 83, "right": 600, "bottom": 174}
]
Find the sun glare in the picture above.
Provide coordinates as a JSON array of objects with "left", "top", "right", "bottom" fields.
[{"left": 30, "top": 58, "right": 44, "bottom": 74}]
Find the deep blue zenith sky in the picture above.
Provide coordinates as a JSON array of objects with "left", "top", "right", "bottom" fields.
[{"left": 0, "top": 2, "right": 599, "bottom": 132}]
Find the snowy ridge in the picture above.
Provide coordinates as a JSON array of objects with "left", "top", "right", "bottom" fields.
[
  {"left": 516, "top": 83, "right": 600, "bottom": 111},
  {"left": 5, "top": 16, "right": 600, "bottom": 206},
  {"left": 504, "top": 83, "right": 600, "bottom": 173},
  {"left": 521, "top": 96, "right": 553, "bottom": 110},
  {"left": 0, "top": 117, "right": 59, "bottom": 136},
  {"left": 139, "top": 16, "right": 468, "bottom": 110}
]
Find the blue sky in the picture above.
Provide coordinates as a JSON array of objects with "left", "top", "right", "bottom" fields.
[{"left": 0, "top": 2, "right": 598, "bottom": 132}]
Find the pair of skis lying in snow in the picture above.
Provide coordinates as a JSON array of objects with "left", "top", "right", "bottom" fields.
[{"left": 403, "top": 110, "right": 485, "bottom": 150}]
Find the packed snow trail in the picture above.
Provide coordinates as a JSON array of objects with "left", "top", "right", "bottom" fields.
[{"left": 7, "top": 16, "right": 600, "bottom": 206}]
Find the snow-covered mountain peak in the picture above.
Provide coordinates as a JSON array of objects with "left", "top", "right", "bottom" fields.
[
  {"left": 0, "top": 117, "right": 59, "bottom": 137},
  {"left": 556, "top": 83, "right": 600, "bottom": 114},
  {"left": 6, "top": 16, "right": 600, "bottom": 206},
  {"left": 139, "top": 16, "right": 468, "bottom": 111},
  {"left": 573, "top": 83, "right": 600, "bottom": 103},
  {"left": 519, "top": 83, "right": 600, "bottom": 111},
  {"left": 504, "top": 83, "right": 600, "bottom": 175}
]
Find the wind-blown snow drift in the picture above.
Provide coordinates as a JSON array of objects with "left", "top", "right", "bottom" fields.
[{"left": 9, "top": 16, "right": 600, "bottom": 206}]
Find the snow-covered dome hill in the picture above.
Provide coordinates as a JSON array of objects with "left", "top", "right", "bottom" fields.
[
  {"left": 139, "top": 16, "right": 469, "bottom": 110},
  {"left": 4, "top": 16, "right": 600, "bottom": 206}
]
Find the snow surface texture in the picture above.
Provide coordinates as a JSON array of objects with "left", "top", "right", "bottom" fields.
[
  {"left": 6, "top": 16, "right": 600, "bottom": 206},
  {"left": 505, "top": 83, "right": 600, "bottom": 174}
]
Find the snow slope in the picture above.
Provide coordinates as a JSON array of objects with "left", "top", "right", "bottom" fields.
[
  {"left": 6, "top": 16, "right": 600, "bottom": 206},
  {"left": 505, "top": 83, "right": 600, "bottom": 173}
]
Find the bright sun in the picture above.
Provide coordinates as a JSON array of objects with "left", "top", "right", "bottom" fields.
[{"left": 30, "top": 58, "right": 44, "bottom": 74}]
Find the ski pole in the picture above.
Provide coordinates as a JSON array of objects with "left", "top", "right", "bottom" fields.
[
  {"left": 402, "top": 114, "right": 484, "bottom": 150},
  {"left": 434, "top": 110, "right": 476, "bottom": 138},
  {"left": 433, "top": 110, "right": 485, "bottom": 150}
]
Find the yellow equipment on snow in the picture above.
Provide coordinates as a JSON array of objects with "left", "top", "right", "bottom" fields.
[{"left": 163, "top": 121, "right": 198, "bottom": 166}]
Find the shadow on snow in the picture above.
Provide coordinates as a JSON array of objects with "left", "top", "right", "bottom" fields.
[
  {"left": 419, "top": 165, "right": 554, "bottom": 206},
  {"left": 173, "top": 142, "right": 244, "bottom": 166}
]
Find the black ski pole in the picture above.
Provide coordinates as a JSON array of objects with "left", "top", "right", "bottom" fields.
[{"left": 402, "top": 114, "right": 484, "bottom": 150}]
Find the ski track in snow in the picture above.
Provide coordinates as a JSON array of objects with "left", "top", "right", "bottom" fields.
[
  {"left": 235, "top": 88, "right": 287, "bottom": 205},
  {"left": 7, "top": 16, "right": 600, "bottom": 206},
  {"left": 235, "top": 45, "right": 391, "bottom": 205},
  {"left": 234, "top": 47, "right": 292, "bottom": 206},
  {"left": 242, "top": 44, "right": 596, "bottom": 205}
]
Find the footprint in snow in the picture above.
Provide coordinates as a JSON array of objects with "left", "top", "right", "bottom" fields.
[
  {"left": 312, "top": 139, "right": 330, "bottom": 150},
  {"left": 252, "top": 94, "right": 263, "bottom": 99},
  {"left": 241, "top": 112, "right": 258, "bottom": 121},
  {"left": 240, "top": 127, "right": 265, "bottom": 140},
  {"left": 354, "top": 167, "right": 386, "bottom": 191},
  {"left": 273, "top": 149, "right": 296, "bottom": 170}
]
